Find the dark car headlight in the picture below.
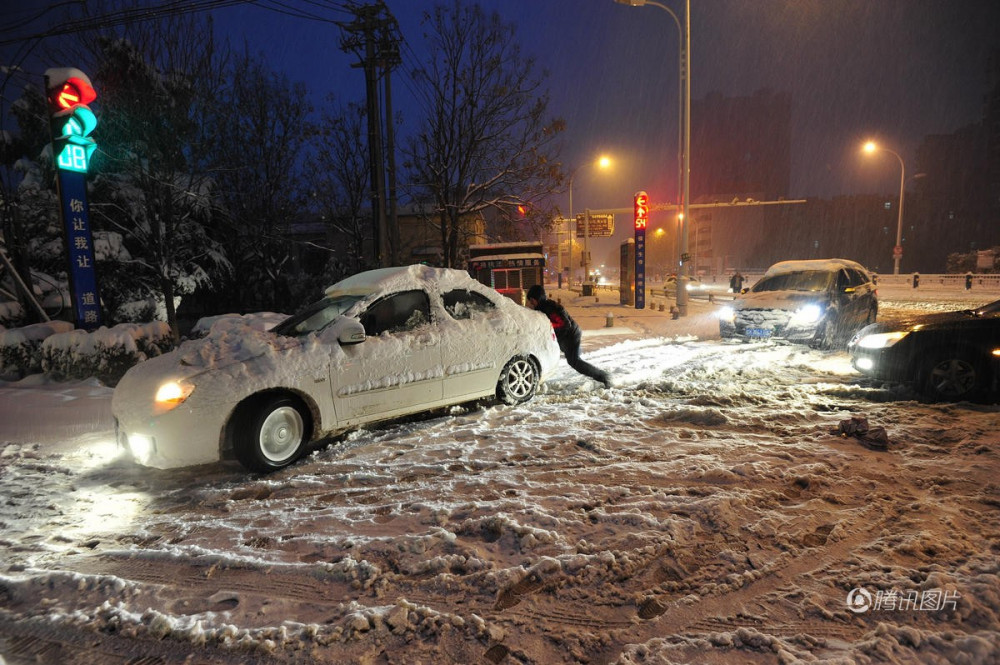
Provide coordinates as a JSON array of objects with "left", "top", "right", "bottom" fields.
[
  {"left": 855, "top": 331, "right": 909, "bottom": 349},
  {"left": 789, "top": 303, "right": 823, "bottom": 325}
]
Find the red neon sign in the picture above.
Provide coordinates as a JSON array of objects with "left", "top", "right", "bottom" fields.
[{"left": 634, "top": 191, "right": 649, "bottom": 230}]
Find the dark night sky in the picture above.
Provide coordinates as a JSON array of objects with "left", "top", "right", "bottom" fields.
[
  {"left": 207, "top": 0, "right": 1000, "bottom": 217},
  {"left": 4, "top": 1, "right": 999, "bottom": 222}
]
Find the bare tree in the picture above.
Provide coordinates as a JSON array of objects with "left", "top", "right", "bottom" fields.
[
  {"left": 306, "top": 99, "right": 373, "bottom": 276},
  {"left": 404, "top": 0, "right": 564, "bottom": 268},
  {"left": 211, "top": 49, "right": 315, "bottom": 312},
  {"left": 83, "top": 12, "right": 232, "bottom": 341}
]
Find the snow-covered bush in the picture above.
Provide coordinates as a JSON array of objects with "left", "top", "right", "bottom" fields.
[
  {"left": 0, "top": 300, "right": 25, "bottom": 327},
  {"left": 0, "top": 320, "right": 75, "bottom": 380},
  {"left": 39, "top": 321, "right": 175, "bottom": 384}
]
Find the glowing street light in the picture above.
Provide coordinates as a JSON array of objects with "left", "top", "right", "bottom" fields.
[
  {"left": 862, "top": 141, "right": 906, "bottom": 274},
  {"left": 568, "top": 155, "right": 613, "bottom": 292},
  {"left": 614, "top": 0, "right": 691, "bottom": 315}
]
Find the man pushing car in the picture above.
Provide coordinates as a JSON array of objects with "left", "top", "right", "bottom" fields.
[{"left": 526, "top": 285, "right": 612, "bottom": 389}]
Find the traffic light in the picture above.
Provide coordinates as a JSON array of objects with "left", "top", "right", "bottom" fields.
[
  {"left": 634, "top": 191, "right": 649, "bottom": 230},
  {"left": 46, "top": 70, "right": 98, "bottom": 173}
]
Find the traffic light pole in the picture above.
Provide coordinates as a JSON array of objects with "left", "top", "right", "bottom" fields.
[{"left": 46, "top": 68, "right": 102, "bottom": 330}]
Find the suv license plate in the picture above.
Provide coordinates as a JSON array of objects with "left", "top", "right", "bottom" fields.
[{"left": 746, "top": 327, "right": 772, "bottom": 339}]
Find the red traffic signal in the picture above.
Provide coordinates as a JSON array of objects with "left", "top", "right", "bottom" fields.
[
  {"left": 49, "top": 77, "right": 97, "bottom": 112},
  {"left": 634, "top": 191, "right": 649, "bottom": 230}
]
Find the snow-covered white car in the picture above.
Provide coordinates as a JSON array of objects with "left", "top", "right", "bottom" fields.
[
  {"left": 717, "top": 258, "right": 878, "bottom": 348},
  {"left": 112, "top": 265, "right": 560, "bottom": 472}
]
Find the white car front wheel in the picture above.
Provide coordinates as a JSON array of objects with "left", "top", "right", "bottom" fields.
[{"left": 234, "top": 395, "right": 310, "bottom": 472}]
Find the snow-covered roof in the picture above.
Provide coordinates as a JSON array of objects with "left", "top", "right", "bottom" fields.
[
  {"left": 469, "top": 253, "right": 544, "bottom": 263},
  {"left": 469, "top": 241, "right": 542, "bottom": 250},
  {"left": 324, "top": 264, "right": 481, "bottom": 297},
  {"left": 764, "top": 258, "right": 869, "bottom": 275}
]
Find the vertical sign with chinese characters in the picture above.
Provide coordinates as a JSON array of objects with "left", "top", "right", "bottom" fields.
[
  {"left": 56, "top": 169, "right": 102, "bottom": 329},
  {"left": 633, "top": 191, "right": 649, "bottom": 310},
  {"left": 47, "top": 68, "right": 102, "bottom": 330}
]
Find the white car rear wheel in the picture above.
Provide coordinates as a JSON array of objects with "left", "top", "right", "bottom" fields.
[{"left": 497, "top": 356, "right": 539, "bottom": 405}]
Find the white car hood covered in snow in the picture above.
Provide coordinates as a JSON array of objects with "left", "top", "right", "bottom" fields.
[{"left": 732, "top": 290, "right": 825, "bottom": 311}]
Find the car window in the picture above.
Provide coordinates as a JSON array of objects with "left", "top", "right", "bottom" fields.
[
  {"left": 442, "top": 289, "right": 496, "bottom": 320},
  {"left": 836, "top": 269, "right": 851, "bottom": 291},
  {"left": 752, "top": 270, "right": 833, "bottom": 293},
  {"left": 271, "top": 294, "right": 365, "bottom": 337},
  {"left": 847, "top": 269, "right": 867, "bottom": 287},
  {"left": 360, "top": 290, "right": 431, "bottom": 336}
]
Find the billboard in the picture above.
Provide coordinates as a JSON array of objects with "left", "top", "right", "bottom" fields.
[{"left": 575, "top": 213, "right": 614, "bottom": 238}]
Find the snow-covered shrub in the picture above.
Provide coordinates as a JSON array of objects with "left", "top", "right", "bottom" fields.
[
  {"left": 0, "top": 320, "right": 75, "bottom": 380},
  {"left": 114, "top": 298, "right": 159, "bottom": 324},
  {"left": 40, "top": 321, "right": 175, "bottom": 385},
  {"left": 0, "top": 300, "right": 25, "bottom": 327}
]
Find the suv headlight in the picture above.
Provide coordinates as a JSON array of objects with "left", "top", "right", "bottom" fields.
[
  {"left": 790, "top": 304, "right": 822, "bottom": 325},
  {"left": 717, "top": 306, "right": 735, "bottom": 323},
  {"left": 856, "top": 331, "right": 909, "bottom": 349}
]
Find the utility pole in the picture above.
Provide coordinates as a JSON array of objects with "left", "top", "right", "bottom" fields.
[{"left": 338, "top": 1, "right": 402, "bottom": 268}]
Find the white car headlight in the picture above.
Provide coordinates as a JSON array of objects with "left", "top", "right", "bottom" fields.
[
  {"left": 155, "top": 380, "right": 195, "bottom": 411},
  {"left": 790, "top": 304, "right": 822, "bottom": 325},
  {"left": 856, "top": 331, "right": 909, "bottom": 349},
  {"left": 125, "top": 433, "right": 155, "bottom": 464},
  {"left": 717, "top": 306, "right": 735, "bottom": 323}
]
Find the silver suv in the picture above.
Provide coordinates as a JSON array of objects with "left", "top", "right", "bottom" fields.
[{"left": 718, "top": 259, "right": 878, "bottom": 348}]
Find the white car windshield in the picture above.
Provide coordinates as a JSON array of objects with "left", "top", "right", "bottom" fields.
[
  {"left": 752, "top": 270, "right": 833, "bottom": 293},
  {"left": 271, "top": 294, "right": 366, "bottom": 336}
]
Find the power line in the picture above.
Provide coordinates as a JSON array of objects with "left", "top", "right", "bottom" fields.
[{"left": 0, "top": 0, "right": 252, "bottom": 47}]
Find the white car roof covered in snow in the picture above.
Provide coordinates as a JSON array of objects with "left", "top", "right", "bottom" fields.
[
  {"left": 764, "top": 258, "right": 870, "bottom": 276},
  {"left": 324, "top": 265, "right": 484, "bottom": 298}
]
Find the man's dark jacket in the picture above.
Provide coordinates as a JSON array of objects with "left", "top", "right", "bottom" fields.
[{"left": 536, "top": 297, "right": 581, "bottom": 347}]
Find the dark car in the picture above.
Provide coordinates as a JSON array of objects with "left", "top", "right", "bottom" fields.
[
  {"left": 718, "top": 259, "right": 878, "bottom": 348},
  {"left": 848, "top": 299, "right": 1000, "bottom": 401}
]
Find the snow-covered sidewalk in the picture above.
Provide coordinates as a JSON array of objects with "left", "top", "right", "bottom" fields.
[{"left": 0, "top": 284, "right": 997, "bottom": 664}]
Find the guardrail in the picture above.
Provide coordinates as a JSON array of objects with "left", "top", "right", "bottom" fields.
[{"left": 559, "top": 272, "right": 1000, "bottom": 304}]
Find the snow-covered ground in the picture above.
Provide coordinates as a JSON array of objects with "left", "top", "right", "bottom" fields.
[{"left": 0, "top": 281, "right": 998, "bottom": 664}]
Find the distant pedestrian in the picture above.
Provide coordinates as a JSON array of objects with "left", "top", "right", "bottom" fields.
[
  {"left": 526, "top": 285, "right": 611, "bottom": 388},
  {"left": 729, "top": 271, "right": 744, "bottom": 293},
  {"left": 912, "top": 272, "right": 920, "bottom": 289},
  {"left": 965, "top": 272, "right": 973, "bottom": 290}
]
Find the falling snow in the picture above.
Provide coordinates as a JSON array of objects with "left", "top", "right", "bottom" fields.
[{"left": 0, "top": 277, "right": 998, "bottom": 664}]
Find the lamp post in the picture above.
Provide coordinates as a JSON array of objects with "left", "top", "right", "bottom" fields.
[
  {"left": 615, "top": 0, "right": 691, "bottom": 315},
  {"left": 862, "top": 141, "right": 906, "bottom": 275},
  {"left": 568, "top": 155, "right": 612, "bottom": 291}
]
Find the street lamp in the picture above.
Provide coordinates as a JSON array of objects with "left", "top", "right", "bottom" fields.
[
  {"left": 862, "top": 141, "right": 906, "bottom": 275},
  {"left": 568, "top": 155, "right": 613, "bottom": 291},
  {"left": 614, "top": 0, "right": 691, "bottom": 315}
]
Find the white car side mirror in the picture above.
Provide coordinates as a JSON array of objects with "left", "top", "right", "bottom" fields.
[{"left": 338, "top": 319, "right": 366, "bottom": 345}]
